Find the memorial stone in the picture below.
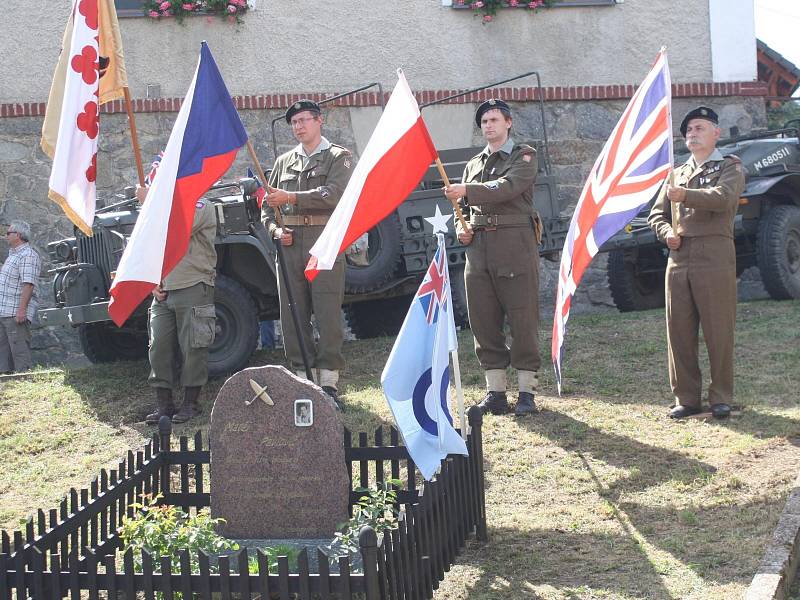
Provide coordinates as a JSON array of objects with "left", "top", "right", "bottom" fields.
[{"left": 209, "top": 365, "right": 349, "bottom": 539}]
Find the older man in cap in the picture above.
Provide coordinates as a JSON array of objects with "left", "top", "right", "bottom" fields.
[
  {"left": 443, "top": 99, "right": 541, "bottom": 417},
  {"left": 648, "top": 106, "right": 745, "bottom": 419},
  {"left": 0, "top": 220, "right": 41, "bottom": 373},
  {"left": 262, "top": 100, "right": 353, "bottom": 407}
]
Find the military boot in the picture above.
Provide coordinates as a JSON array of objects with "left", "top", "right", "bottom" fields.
[
  {"left": 172, "top": 386, "right": 202, "bottom": 424},
  {"left": 322, "top": 386, "right": 345, "bottom": 411},
  {"left": 145, "top": 388, "right": 176, "bottom": 425},
  {"left": 515, "top": 370, "right": 539, "bottom": 417},
  {"left": 478, "top": 391, "right": 509, "bottom": 415},
  {"left": 514, "top": 392, "right": 537, "bottom": 417}
]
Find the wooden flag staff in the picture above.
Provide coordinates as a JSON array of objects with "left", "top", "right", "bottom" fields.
[{"left": 122, "top": 87, "right": 145, "bottom": 187}]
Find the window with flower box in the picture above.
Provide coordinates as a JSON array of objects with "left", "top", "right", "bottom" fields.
[{"left": 114, "top": 0, "right": 252, "bottom": 18}]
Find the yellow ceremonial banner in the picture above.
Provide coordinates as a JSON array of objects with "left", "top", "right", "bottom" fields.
[
  {"left": 40, "top": 7, "right": 74, "bottom": 159},
  {"left": 98, "top": 0, "right": 128, "bottom": 105}
]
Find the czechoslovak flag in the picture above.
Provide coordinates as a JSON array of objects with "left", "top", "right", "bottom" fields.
[
  {"left": 304, "top": 69, "right": 437, "bottom": 281},
  {"left": 108, "top": 42, "right": 247, "bottom": 326}
]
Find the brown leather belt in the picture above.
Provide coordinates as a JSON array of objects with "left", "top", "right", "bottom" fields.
[
  {"left": 282, "top": 214, "right": 331, "bottom": 226},
  {"left": 470, "top": 214, "right": 533, "bottom": 230}
]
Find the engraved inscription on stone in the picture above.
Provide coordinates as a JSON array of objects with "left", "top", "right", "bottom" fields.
[{"left": 209, "top": 365, "right": 349, "bottom": 539}]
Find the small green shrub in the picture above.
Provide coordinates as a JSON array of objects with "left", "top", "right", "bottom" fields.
[
  {"left": 328, "top": 479, "right": 402, "bottom": 558},
  {"left": 119, "top": 494, "right": 237, "bottom": 572}
]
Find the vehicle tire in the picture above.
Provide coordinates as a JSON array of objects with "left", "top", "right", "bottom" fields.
[
  {"left": 79, "top": 321, "right": 148, "bottom": 363},
  {"left": 344, "top": 212, "right": 403, "bottom": 294},
  {"left": 345, "top": 295, "right": 412, "bottom": 340},
  {"left": 450, "top": 266, "right": 469, "bottom": 328},
  {"left": 208, "top": 275, "right": 259, "bottom": 377},
  {"left": 607, "top": 247, "right": 667, "bottom": 312},
  {"left": 757, "top": 204, "right": 800, "bottom": 300}
]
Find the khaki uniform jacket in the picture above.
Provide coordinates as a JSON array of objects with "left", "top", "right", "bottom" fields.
[
  {"left": 162, "top": 200, "right": 217, "bottom": 291},
  {"left": 262, "top": 143, "right": 353, "bottom": 233},
  {"left": 648, "top": 153, "right": 744, "bottom": 241},
  {"left": 456, "top": 142, "right": 538, "bottom": 233}
]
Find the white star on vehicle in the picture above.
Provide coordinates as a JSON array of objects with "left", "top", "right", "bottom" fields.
[{"left": 424, "top": 205, "right": 453, "bottom": 234}]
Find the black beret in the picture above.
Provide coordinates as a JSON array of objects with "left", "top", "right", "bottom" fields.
[
  {"left": 285, "top": 99, "right": 321, "bottom": 124},
  {"left": 679, "top": 106, "right": 719, "bottom": 137},
  {"left": 475, "top": 99, "right": 512, "bottom": 127}
]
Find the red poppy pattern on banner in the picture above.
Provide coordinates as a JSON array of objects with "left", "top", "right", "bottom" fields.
[
  {"left": 76, "top": 101, "right": 99, "bottom": 138},
  {"left": 47, "top": 0, "right": 102, "bottom": 235}
]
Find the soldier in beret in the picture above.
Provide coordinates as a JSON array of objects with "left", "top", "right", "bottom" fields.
[
  {"left": 262, "top": 100, "right": 353, "bottom": 408},
  {"left": 648, "top": 106, "right": 745, "bottom": 419},
  {"left": 443, "top": 99, "right": 541, "bottom": 417}
]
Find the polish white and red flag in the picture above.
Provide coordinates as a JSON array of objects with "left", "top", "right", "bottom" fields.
[{"left": 304, "top": 70, "right": 437, "bottom": 281}]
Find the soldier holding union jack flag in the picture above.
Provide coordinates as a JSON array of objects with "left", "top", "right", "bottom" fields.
[{"left": 649, "top": 106, "right": 745, "bottom": 420}]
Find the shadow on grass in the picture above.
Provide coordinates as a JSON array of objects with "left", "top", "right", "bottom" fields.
[
  {"left": 516, "top": 408, "right": 717, "bottom": 497},
  {"left": 452, "top": 525, "right": 675, "bottom": 599},
  {"left": 58, "top": 345, "right": 392, "bottom": 439},
  {"left": 508, "top": 409, "right": 790, "bottom": 591},
  {"left": 621, "top": 497, "right": 785, "bottom": 588}
]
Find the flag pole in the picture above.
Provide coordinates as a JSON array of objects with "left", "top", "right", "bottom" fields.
[
  {"left": 435, "top": 158, "right": 471, "bottom": 232},
  {"left": 451, "top": 348, "right": 467, "bottom": 440},
  {"left": 122, "top": 87, "right": 145, "bottom": 186},
  {"left": 244, "top": 139, "right": 314, "bottom": 381},
  {"left": 246, "top": 140, "right": 284, "bottom": 227}
]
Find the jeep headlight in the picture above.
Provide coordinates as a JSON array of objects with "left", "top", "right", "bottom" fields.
[{"left": 48, "top": 240, "right": 76, "bottom": 263}]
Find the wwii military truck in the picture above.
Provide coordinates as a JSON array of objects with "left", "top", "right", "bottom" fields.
[
  {"left": 38, "top": 72, "right": 572, "bottom": 373},
  {"left": 602, "top": 124, "right": 800, "bottom": 311}
]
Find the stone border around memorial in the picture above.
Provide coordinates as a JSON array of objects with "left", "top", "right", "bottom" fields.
[{"left": 746, "top": 470, "right": 800, "bottom": 600}]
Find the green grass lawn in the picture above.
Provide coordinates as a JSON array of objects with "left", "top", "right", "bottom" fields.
[{"left": 2, "top": 299, "right": 799, "bottom": 599}]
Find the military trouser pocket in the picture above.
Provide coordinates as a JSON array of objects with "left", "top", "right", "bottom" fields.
[
  {"left": 496, "top": 265, "right": 531, "bottom": 310},
  {"left": 190, "top": 304, "right": 216, "bottom": 348}
]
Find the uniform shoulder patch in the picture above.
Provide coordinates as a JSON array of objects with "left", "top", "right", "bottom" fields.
[
  {"left": 330, "top": 143, "right": 352, "bottom": 155},
  {"left": 196, "top": 200, "right": 205, "bottom": 209}
]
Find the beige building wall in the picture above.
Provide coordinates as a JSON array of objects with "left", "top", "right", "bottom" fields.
[{"left": 2, "top": 0, "right": 729, "bottom": 104}]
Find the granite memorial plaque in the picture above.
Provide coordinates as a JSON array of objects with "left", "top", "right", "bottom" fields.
[{"left": 209, "top": 365, "right": 349, "bottom": 539}]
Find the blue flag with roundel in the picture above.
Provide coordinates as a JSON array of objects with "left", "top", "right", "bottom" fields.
[{"left": 381, "top": 233, "right": 468, "bottom": 480}]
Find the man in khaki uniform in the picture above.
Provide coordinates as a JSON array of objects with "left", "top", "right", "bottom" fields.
[
  {"left": 262, "top": 100, "right": 353, "bottom": 408},
  {"left": 648, "top": 106, "right": 745, "bottom": 419},
  {"left": 444, "top": 99, "right": 540, "bottom": 417},
  {"left": 145, "top": 195, "right": 218, "bottom": 425}
]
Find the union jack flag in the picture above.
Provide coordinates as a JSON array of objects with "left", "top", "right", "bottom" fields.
[
  {"left": 144, "top": 151, "right": 164, "bottom": 187},
  {"left": 552, "top": 48, "right": 673, "bottom": 393},
  {"left": 417, "top": 244, "right": 448, "bottom": 325}
]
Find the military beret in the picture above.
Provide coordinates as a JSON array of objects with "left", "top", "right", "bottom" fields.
[
  {"left": 679, "top": 106, "right": 719, "bottom": 137},
  {"left": 285, "top": 99, "right": 321, "bottom": 124},
  {"left": 475, "top": 98, "right": 512, "bottom": 127}
]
